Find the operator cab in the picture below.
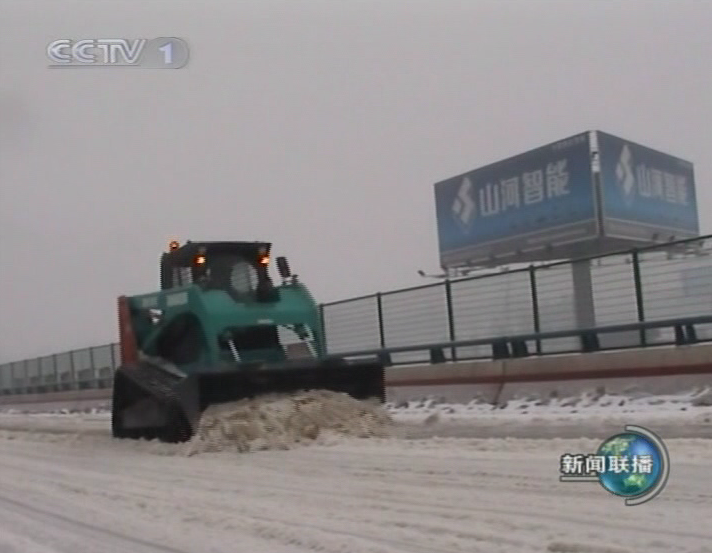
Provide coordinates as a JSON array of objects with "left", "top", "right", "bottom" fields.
[
  {"left": 160, "top": 240, "right": 280, "bottom": 302},
  {"left": 153, "top": 240, "right": 305, "bottom": 366}
]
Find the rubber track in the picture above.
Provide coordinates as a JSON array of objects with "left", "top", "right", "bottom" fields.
[
  {"left": 112, "top": 362, "right": 192, "bottom": 443},
  {"left": 120, "top": 361, "right": 182, "bottom": 400}
]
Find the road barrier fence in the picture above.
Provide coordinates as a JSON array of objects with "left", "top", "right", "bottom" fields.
[{"left": 3, "top": 235, "right": 712, "bottom": 395}]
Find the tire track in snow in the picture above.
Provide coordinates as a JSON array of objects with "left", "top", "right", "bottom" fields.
[
  {"left": 1, "top": 415, "right": 712, "bottom": 552},
  {"left": 0, "top": 492, "right": 190, "bottom": 553}
]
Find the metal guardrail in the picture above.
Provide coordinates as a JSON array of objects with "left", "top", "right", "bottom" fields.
[
  {"left": 2, "top": 235, "right": 712, "bottom": 395},
  {"left": 0, "top": 344, "right": 120, "bottom": 396},
  {"left": 320, "top": 234, "right": 712, "bottom": 365},
  {"left": 1, "top": 314, "right": 709, "bottom": 397},
  {"left": 325, "top": 314, "right": 712, "bottom": 365}
]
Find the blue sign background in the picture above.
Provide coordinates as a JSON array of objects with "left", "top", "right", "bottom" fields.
[
  {"left": 434, "top": 132, "right": 596, "bottom": 265},
  {"left": 597, "top": 131, "right": 699, "bottom": 239}
]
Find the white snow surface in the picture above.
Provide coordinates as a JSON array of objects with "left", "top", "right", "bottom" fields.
[
  {"left": 0, "top": 389, "right": 711, "bottom": 552},
  {"left": 4, "top": 384, "right": 712, "bottom": 418},
  {"left": 388, "top": 386, "right": 712, "bottom": 423}
]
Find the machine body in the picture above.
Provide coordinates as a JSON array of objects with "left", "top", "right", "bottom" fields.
[{"left": 111, "top": 240, "right": 385, "bottom": 442}]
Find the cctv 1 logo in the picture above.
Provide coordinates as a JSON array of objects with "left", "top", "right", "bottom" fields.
[{"left": 46, "top": 38, "right": 189, "bottom": 68}]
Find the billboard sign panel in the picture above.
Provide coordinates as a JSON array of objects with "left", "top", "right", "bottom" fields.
[
  {"left": 435, "top": 132, "right": 597, "bottom": 268},
  {"left": 597, "top": 131, "right": 699, "bottom": 242}
]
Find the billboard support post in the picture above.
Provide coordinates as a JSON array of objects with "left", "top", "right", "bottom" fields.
[
  {"left": 444, "top": 279, "right": 457, "bottom": 362},
  {"left": 571, "top": 259, "right": 597, "bottom": 348},
  {"left": 632, "top": 249, "right": 647, "bottom": 347},
  {"left": 529, "top": 265, "right": 542, "bottom": 355}
]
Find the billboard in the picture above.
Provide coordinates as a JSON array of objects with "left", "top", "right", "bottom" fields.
[
  {"left": 597, "top": 131, "right": 699, "bottom": 242},
  {"left": 435, "top": 132, "right": 598, "bottom": 268}
]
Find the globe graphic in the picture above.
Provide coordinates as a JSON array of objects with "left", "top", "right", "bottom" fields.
[{"left": 597, "top": 432, "right": 662, "bottom": 497}]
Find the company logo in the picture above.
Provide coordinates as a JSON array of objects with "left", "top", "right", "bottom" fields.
[
  {"left": 46, "top": 38, "right": 189, "bottom": 68},
  {"left": 451, "top": 177, "right": 476, "bottom": 230},
  {"left": 559, "top": 424, "right": 670, "bottom": 506},
  {"left": 615, "top": 144, "right": 636, "bottom": 204}
]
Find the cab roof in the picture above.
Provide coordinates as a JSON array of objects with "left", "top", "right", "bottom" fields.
[{"left": 163, "top": 240, "right": 271, "bottom": 264}]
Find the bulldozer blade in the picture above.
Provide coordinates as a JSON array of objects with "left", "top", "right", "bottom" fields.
[
  {"left": 175, "top": 357, "right": 386, "bottom": 436},
  {"left": 112, "top": 357, "right": 385, "bottom": 444}
]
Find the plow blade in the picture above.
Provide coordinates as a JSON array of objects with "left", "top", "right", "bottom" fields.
[{"left": 111, "top": 357, "right": 385, "bottom": 443}]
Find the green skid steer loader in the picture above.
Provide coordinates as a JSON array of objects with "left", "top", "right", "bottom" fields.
[{"left": 111, "top": 239, "right": 385, "bottom": 443}]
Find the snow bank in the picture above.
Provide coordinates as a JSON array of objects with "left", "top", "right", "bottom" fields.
[
  {"left": 3, "top": 386, "right": 711, "bottom": 446},
  {"left": 387, "top": 386, "right": 712, "bottom": 423},
  {"left": 0, "top": 406, "right": 110, "bottom": 416}
]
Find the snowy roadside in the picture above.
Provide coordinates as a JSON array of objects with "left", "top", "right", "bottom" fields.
[
  {"left": 0, "top": 387, "right": 711, "bottom": 443},
  {"left": 390, "top": 387, "right": 712, "bottom": 422},
  {"left": 3, "top": 385, "right": 712, "bottom": 417},
  {"left": 384, "top": 388, "right": 712, "bottom": 440}
]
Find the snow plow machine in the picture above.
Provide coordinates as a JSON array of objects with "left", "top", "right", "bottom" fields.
[{"left": 111, "top": 239, "right": 385, "bottom": 443}]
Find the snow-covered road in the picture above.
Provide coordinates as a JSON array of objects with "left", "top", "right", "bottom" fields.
[{"left": 1, "top": 393, "right": 712, "bottom": 553}]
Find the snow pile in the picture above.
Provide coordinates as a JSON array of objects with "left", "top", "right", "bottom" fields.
[
  {"left": 388, "top": 386, "right": 712, "bottom": 423},
  {"left": 184, "top": 389, "right": 393, "bottom": 456},
  {"left": 0, "top": 406, "right": 110, "bottom": 416}
]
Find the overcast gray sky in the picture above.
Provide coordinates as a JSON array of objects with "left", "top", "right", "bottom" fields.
[{"left": 1, "top": 0, "right": 710, "bottom": 361}]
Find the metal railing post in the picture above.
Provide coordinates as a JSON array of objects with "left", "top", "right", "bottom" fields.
[
  {"left": 69, "top": 350, "right": 77, "bottom": 390},
  {"left": 445, "top": 279, "right": 457, "bottom": 361},
  {"left": 529, "top": 265, "right": 542, "bottom": 355},
  {"left": 376, "top": 293, "right": 386, "bottom": 349},
  {"left": 110, "top": 342, "right": 117, "bottom": 371},
  {"left": 318, "top": 303, "right": 327, "bottom": 356},
  {"left": 52, "top": 354, "right": 58, "bottom": 391},
  {"left": 632, "top": 250, "right": 646, "bottom": 347},
  {"left": 88, "top": 347, "right": 96, "bottom": 388},
  {"left": 12, "top": 362, "right": 19, "bottom": 394}
]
